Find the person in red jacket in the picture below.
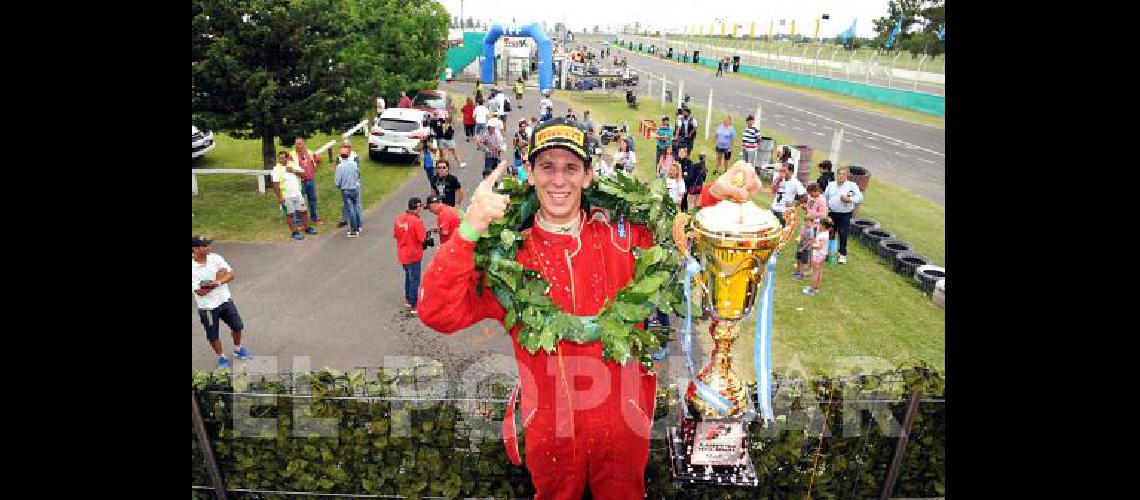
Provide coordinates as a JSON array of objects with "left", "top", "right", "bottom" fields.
[
  {"left": 425, "top": 195, "right": 460, "bottom": 245},
  {"left": 417, "top": 119, "right": 762, "bottom": 498},
  {"left": 461, "top": 97, "right": 477, "bottom": 143},
  {"left": 393, "top": 197, "right": 427, "bottom": 315}
]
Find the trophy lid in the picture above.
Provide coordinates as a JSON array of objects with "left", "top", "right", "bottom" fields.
[{"left": 694, "top": 200, "right": 780, "bottom": 236}]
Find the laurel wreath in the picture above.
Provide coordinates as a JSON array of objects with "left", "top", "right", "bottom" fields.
[{"left": 472, "top": 171, "right": 695, "bottom": 368}]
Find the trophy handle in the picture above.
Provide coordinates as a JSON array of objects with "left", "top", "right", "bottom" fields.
[
  {"left": 775, "top": 206, "right": 799, "bottom": 251},
  {"left": 673, "top": 212, "right": 696, "bottom": 259}
]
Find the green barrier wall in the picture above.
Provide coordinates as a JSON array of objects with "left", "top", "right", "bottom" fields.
[
  {"left": 442, "top": 32, "right": 487, "bottom": 80},
  {"left": 617, "top": 42, "right": 944, "bottom": 117}
]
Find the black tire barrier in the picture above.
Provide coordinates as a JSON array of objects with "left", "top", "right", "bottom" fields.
[
  {"left": 877, "top": 239, "right": 912, "bottom": 262},
  {"left": 851, "top": 218, "right": 879, "bottom": 237},
  {"left": 861, "top": 228, "right": 893, "bottom": 248},
  {"left": 893, "top": 252, "right": 930, "bottom": 279},
  {"left": 914, "top": 265, "right": 946, "bottom": 295}
]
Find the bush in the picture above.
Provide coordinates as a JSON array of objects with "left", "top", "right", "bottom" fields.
[{"left": 193, "top": 363, "right": 944, "bottom": 497}]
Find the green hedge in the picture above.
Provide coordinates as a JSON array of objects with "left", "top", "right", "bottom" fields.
[{"left": 193, "top": 364, "right": 944, "bottom": 498}]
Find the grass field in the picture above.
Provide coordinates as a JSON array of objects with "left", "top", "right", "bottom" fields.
[
  {"left": 604, "top": 41, "right": 946, "bottom": 129},
  {"left": 191, "top": 130, "right": 420, "bottom": 242},
  {"left": 554, "top": 90, "right": 944, "bottom": 377}
]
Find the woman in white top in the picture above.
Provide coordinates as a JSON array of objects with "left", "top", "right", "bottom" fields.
[
  {"left": 612, "top": 136, "right": 637, "bottom": 173},
  {"left": 665, "top": 162, "right": 686, "bottom": 206}
]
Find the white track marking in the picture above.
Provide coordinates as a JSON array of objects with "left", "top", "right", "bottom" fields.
[
  {"left": 791, "top": 126, "right": 804, "bottom": 131},
  {"left": 738, "top": 93, "right": 945, "bottom": 157},
  {"left": 866, "top": 144, "right": 881, "bottom": 150},
  {"left": 812, "top": 131, "right": 824, "bottom": 136},
  {"left": 915, "top": 157, "right": 935, "bottom": 164},
  {"left": 623, "top": 49, "right": 944, "bottom": 159},
  {"left": 804, "top": 121, "right": 818, "bottom": 127},
  {"left": 774, "top": 122, "right": 787, "bottom": 127}
]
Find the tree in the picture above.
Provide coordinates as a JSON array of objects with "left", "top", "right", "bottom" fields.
[
  {"left": 465, "top": 16, "right": 473, "bottom": 29},
  {"left": 192, "top": 0, "right": 357, "bottom": 169},
  {"left": 872, "top": 0, "right": 944, "bottom": 52},
  {"left": 340, "top": 0, "right": 450, "bottom": 120},
  {"left": 192, "top": 0, "right": 448, "bottom": 169}
]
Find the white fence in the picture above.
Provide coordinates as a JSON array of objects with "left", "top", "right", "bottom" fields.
[{"left": 192, "top": 120, "right": 370, "bottom": 196}]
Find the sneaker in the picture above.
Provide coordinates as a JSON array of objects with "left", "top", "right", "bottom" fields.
[
  {"left": 337, "top": 220, "right": 348, "bottom": 228},
  {"left": 838, "top": 255, "right": 847, "bottom": 264},
  {"left": 346, "top": 231, "right": 359, "bottom": 238},
  {"left": 460, "top": 162, "right": 468, "bottom": 168},
  {"left": 305, "top": 226, "right": 319, "bottom": 235},
  {"left": 291, "top": 231, "right": 304, "bottom": 241},
  {"left": 233, "top": 347, "right": 252, "bottom": 361},
  {"left": 792, "top": 272, "right": 804, "bottom": 281},
  {"left": 313, "top": 218, "right": 326, "bottom": 225},
  {"left": 217, "top": 356, "right": 230, "bottom": 369},
  {"left": 408, "top": 308, "right": 418, "bottom": 316}
]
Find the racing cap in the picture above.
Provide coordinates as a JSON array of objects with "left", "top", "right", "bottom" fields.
[{"left": 527, "top": 118, "right": 591, "bottom": 165}]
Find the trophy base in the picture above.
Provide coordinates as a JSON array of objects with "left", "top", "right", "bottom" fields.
[{"left": 665, "top": 401, "right": 759, "bottom": 487}]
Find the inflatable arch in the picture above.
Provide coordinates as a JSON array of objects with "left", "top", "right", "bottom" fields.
[{"left": 480, "top": 23, "right": 552, "bottom": 91}]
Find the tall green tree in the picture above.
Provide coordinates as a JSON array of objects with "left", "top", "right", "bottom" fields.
[
  {"left": 192, "top": 0, "right": 359, "bottom": 169},
  {"left": 340, "top": 0, "right": 449, "bottom": 119},
  {"left": 192, "top": 0, "right": 448, "bottom": 169}
]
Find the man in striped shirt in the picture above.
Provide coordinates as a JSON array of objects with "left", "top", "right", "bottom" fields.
[{"left": 741, "top": 115, "right": 761, "bottom": 170}]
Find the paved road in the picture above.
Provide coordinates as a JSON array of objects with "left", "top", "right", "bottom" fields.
[
  {"left": 192, "top": 81, "right": 541, "bottom": 378},
  {"left": 581, "top": 39, "right": 946, "bottom": 206}
]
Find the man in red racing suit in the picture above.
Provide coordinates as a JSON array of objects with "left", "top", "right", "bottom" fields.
[{"left": 418, "top": 119, "right": 762, "bottom": 498}]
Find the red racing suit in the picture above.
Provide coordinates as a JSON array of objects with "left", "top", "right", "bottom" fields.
[{"left": 417, "top": 208, "right": 658, "bottom": 499}]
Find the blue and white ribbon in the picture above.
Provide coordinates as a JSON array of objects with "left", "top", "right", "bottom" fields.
[
  {"left": 681, "top": 256, "right": 733, "bottom": 416},
  {"left": 754, "top": 252, "right": 778, "bottom": 422},
  {"left": 682, "top": 257, "right": 700, "bottom": 370}
]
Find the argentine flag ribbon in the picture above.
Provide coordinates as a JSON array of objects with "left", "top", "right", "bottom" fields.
[
  {"left": 754, "top": 252, "right": 779, "bottom": 422},
  {"left": 682, "top": 256, "right": 733, "bottom": 416},
  {"left": 885, "top": 18, "right": 903, "bottom": 49}
]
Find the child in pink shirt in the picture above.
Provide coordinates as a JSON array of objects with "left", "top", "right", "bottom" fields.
[
  {"left": 804, "top": 217, "right": 833, "bottom": 296},
  {"left": 804, "top": 183, "right": 827, "bottom": 221}
]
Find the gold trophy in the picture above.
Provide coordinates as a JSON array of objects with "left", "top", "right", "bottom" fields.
[{"left": 667, "top": 165, "right": 798, "bottom": 485}]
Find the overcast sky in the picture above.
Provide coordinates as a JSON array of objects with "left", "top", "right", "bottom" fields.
[{"left": 437, "top": 0, "right": 891, "bottom": 38}]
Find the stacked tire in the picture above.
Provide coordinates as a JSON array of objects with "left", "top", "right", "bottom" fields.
[
  {"left": 914, "top": 265, "right": 946, "bottom": 295},
  {"left": 851, "top": 218, "right": 879, "bottom": 238},
  {"left": 861, "top": 228, "right": 893, "bottom": 248},
  {"left": 877, "top": 239, "right": 912, "bottom": 263},
  {"left": 893, "top": 252, "right": 930, "bottom": 279}
]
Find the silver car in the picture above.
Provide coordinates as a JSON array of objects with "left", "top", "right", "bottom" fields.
[
  {"left": 192, "top": 125, "right": 216, "bottom": 159},
  {"left": 367, "top": 108, "right": 430, "bottom": 162}
]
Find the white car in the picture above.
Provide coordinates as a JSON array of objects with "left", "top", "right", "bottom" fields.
[
  {"left": 192, "top": 125, "right": 216, "bottom": 159},
  {"left": 367, "top": 108, "right": 431, "bottom": 162}
]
